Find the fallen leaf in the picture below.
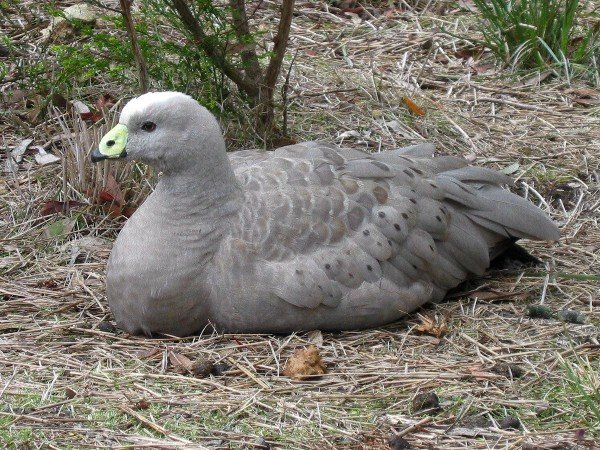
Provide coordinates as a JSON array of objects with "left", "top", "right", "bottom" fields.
[
  {"left": 306, "top": 330, "right": 323, "bottom": 347},
  {"left": 435, "top": 53, "right": 450, "bottom": 64},
  {"left": 169, "top": 351, "right": 194, "bottom": 373},
  {"left": 472, "top": 63, "right": 495, "bottom": 74},
  {"left": 500, "top": 162, "right": 520, "bottom": 175},
  {"left": 122, "top": 206, "right": 137, "bottom": 218},
  {"left": 572, "top": 97, "right": 600, "bottom": 107},
  {"left": 6, "top": 138, "right": 33, "bottom": 172},
  {"left": 71, "top": 100, "right": 90, "bottom": 115},
  {"left": 414, "top": 314, "right": 447, "bottom": 338},
  {"left": 64, "top": 387, "right": 77, "bottom": 399},
  {"left": 337, "top": 130, "right": 361, "bottom": 139},
  {"left": 402, "top": 96, "right": 425, "bottom": 116},
  {"left": 137, "top": 347, "right": 161, "bottom": 358},
  {"left": 565, "top": 87, "right": 600, "bottom": 97},
  {"left": 44, "top": 218, "right": 76, "bottom": 238},
  {"left": 134, "top": 399, "right": 150, "bottom": 410},
  {"left": 464, "top": 152, "right": 477, "bottom": 163},
  {"left": 102, "top": 203, "right": 124, "bottom": 219},
  {"left": 34, "top": 146, "right": 61, "bottom": 165},
  {"left": 95, "top": 93, "right": 115, "bottom": 109},
  {"left": 283, "top": 345, "right": 326, "bottom": 380},
  {"left": 80, "top": 111, "right": 103, "bottom": 122},
  {"left": 40, "top": 200, "right": 85, "bottom": 216},
  {"left": 455, "top": 46, "right": 484, "bottom": 60},
  {"left": 566, "top": 87, "right": 600, "bottom": 107},
  {"left": 99, "top": 173, "right": 125, "bottom": 205}
]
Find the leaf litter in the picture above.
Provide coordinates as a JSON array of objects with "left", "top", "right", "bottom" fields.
[{"left": 0, "top": 1, "right": 598, "bottom": 449}]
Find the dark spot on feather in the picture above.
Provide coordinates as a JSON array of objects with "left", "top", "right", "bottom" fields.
[
  {"left": 371, "top": 160, "right": 390, "bottom": 171},
  {"left": 318, "top": 285, "right": 323, "bottom": 290},
  {"left": 402, "top": 213, "right": 409, "bottom": 219},
  {"left": 363, "top": 229, "right": 371, "bottom": 236},
  {"left": 377, "top": 242, "right": 382, "bottom": 247},
  {"left": 411, "top": 189, "right": 416, "bottom": 193},
  {"left": 412, "top": 264, "right": 417, "bottom": 270},
  {"left": 325, "top": 264, "right": 331, "bottom": 270},
  {"left": 295, "top": 269, "right": 303, "bottom": 275},
  {"left": 321, "top": 147, "right": 345, "bottom": 165},
  {"left": 436, "top": 215, "right": 442, "bottom": 222},
  {"left": 387, "top": 239, "right": 392, "bottom": 246},
  {"left": 372, "top": 186, "right": 388, "bottom": 203},
  {"left": 394, "top": 223, "right": 401, "bottom": 230},
  {"left": 347, "top": 206, "right": 364, "bottom": 231},
  {"left": 429, "top": 183, "right": 438, "bottom": 188},
  {"left": 330, "top": 218, "right": 347, "bottom": 243},
  {"left": 314, "top": 164, "right": 335, "bottom": 184},
  {"left": 329, "top": 294, "right": 334, "bottom": 298},
  {"left": 348, "top": 273, "right": 354, "bottom": 278},
  {"left": 367, "top": 264, "right": 373, "bottom": 271},
  {"left": 403, "top": 169, "right": 414, "bottom": 178},
  {"left": 413, "top": 167, "right": 423, "bottom": 175},
  {"left": 340, "top": 177, "right": 359, "bottom": 194},
  {"left": 357, "top": 192, "right": 375, "bottom": 210},
  {"left": 429, "top": 245, "right": 434, "bottom": 251},
  {"left": 378, "top": 211, "right": 386, "bottom": 218},
  {"left": 410, "top": 198, "right": 417, "bottom": 204}
]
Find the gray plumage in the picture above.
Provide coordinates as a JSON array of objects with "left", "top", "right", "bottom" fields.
[{"left": 96, "top": 92, "right": 559, "bottom": 336}]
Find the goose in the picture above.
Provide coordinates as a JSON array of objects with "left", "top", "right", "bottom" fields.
[{"left": 91, "top": 91, "right": 559, "bottom": 336}]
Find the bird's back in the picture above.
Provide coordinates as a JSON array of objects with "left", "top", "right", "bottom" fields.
[{"left": 208, "top": 142, "right": 558, "bottom": 332}]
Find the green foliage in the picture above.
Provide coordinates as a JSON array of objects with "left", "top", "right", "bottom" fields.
[
  {"left": 472, "top": 0, "right": 600, "bottom": 79},
  {"left": 33, "top": 2, "right": 253, "bottom": 112}
]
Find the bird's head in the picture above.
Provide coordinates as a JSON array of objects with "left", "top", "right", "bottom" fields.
[{"left": 91, "top": 92, "right": 225, "bottom": 175}]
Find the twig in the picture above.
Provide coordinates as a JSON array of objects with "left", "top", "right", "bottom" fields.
[
  {"left": 169, "top": 0, "right": 259, "bottom": 98},
  {"left": 260, "top": 0, "right": 295, "bottom": 122},
  {"left": 119, "top": 0, "right": 149, "bottom": 94},
  {"left": 281, "top": 49, "right": 298, "bottom": 137},
  {"left": 118, "top": 404, "right": 195, "bottom": 445}
]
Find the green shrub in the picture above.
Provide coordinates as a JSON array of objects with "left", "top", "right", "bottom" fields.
[
  {"left": 472, "top": 0, "right": 599, "bottom": 79},
  {"left": 49, "top": 8, "right": 227, "bottom": 111}
]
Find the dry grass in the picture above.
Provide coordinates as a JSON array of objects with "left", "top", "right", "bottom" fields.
[{"left": 1, "top": 1, "right": 599, "bottom": 449}]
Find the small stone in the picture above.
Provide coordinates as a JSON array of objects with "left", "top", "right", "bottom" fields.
[
  {"left": 388, "top": 435, "right": 411, "bottom": 449},
  {"left": 192, "top": 359, "right": 214, "bottom": 378},
  {"left": 558, "top": 309, "right": 586, "bottom": 324},
  {"left": 460, "top": 414, "right": 490, "bottom": 428},
  {"left": 211, "top": 362, "right": 230, "bottom": 376},
  {"left": 527, "top": 304, "right": 553, "bottom": 319},
  {"left": 412, "top": 391, "right": 440, "bottom": 414},
  {"left": 254, "top": 437, "right": 271, "bottom": 449},
  {"left": 499, "top": 416, "right": 521, "bottom": 430},
  {"left": 491, "top": 363, "right": 524, "bottom": 378},
  {"left": 97, "top": 321, "right": 117, "bottom": 333}
]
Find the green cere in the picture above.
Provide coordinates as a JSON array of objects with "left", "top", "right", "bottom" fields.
[{"left": 99, "top": 124, "right": 128, "bottom": 158}]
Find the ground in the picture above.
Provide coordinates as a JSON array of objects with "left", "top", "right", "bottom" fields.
[{"left": 1, "top": 1, "right": 599, "bottom": 449}]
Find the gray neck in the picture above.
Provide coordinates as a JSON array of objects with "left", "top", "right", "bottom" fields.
[{"left": 142, "top": 155, "right": 241, "bottom": 265}]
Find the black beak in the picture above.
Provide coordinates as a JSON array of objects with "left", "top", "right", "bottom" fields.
[
  {"left": 91, "top": 148, "right": 106, "bottom": 163},
  {"left": 91, "top": 148, "right": 127, "bottom": 163}
]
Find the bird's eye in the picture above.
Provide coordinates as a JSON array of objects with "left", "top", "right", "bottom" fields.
[{"left": 141, "top": 121, "right": 156, "bottom": 132}]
